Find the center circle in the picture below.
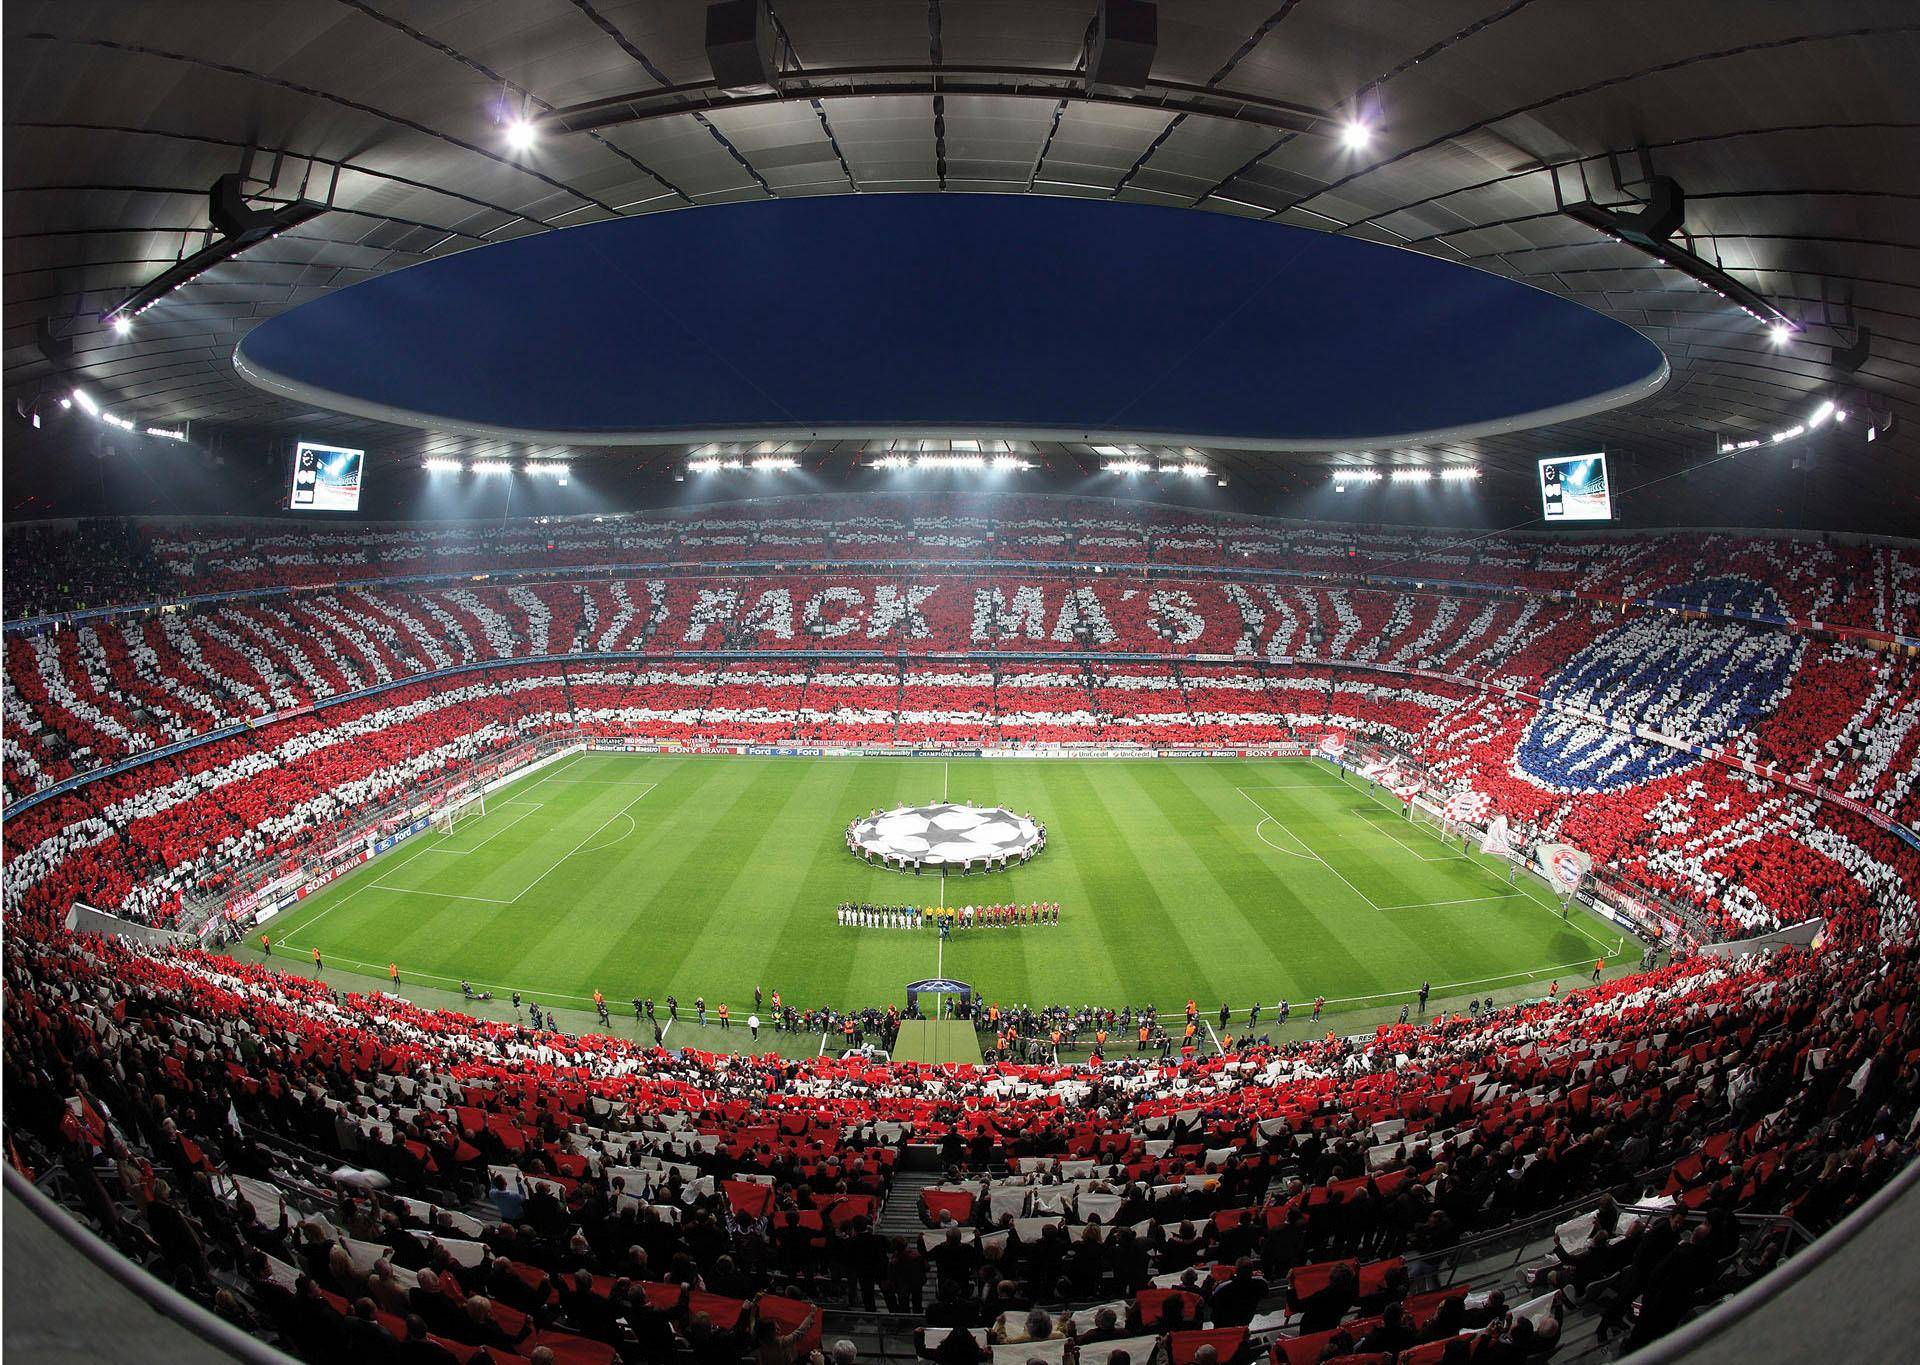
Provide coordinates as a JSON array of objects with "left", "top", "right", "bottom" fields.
[{"left": 847, "top": 801, "right": 1045, "bottom": 872}]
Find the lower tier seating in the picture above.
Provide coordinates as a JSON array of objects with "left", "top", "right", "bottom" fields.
[{"left": 5, "top": 882, "right": 1915, "bottom": 1363}]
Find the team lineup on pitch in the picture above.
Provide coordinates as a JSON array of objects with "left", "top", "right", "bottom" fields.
[{"left": 261, "top": 751, "right": 1625, "bottom": 1031}]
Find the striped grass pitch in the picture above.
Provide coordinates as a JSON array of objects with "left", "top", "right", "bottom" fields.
[{"left": 264, "top": 753, "right": 1621, "bottom": 1020}]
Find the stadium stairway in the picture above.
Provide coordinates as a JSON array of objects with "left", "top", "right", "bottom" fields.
[
  {"left": 876, "top": 1167, "right": 950, "bottom": 1316},
  {"left": 877, "top": 1169, "right": 943, "bottom": 1240}
]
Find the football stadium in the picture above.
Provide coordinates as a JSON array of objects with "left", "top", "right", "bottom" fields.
[{"left": 3, "top": 6, "right": 1919, "bottom": 1365}]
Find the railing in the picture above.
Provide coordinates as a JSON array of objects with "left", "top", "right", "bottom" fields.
[
  {"left": 817, "top": 1180, "right": 1819, "bottom": 1364},
  {"left": 4, "top": 1163, "right": 301, "bottom": 1365},
  {"left": 1616, "top": 1154, "right": 1920, "bottom": 1364},
  {"left": 1421, "top": 1187, "right": 1814, "bottom": 1293}
]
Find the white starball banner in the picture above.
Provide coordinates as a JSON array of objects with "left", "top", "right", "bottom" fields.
[{"left": 848, "top": 802, "right": 1043, "bottom": 870}]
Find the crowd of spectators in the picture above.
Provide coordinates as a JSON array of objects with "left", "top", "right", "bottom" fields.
[
  {"left": 5, "top": 866, "right": 1917, "bottom": 1362},
  {"left": 4, "top": 501, "right": 1919, "bottom": 1359},
  {"left": 7, "top": 641, "right": 1913, "bottom": 957},
  {"left": 5, "top": 497, "right": 1913, "bottom": 639},
  {"left": 7, "top": 566, "right": 1912, "bottom": 836},
  {"left": 1, "top": 518, "right": 168, "bottom": 619}
]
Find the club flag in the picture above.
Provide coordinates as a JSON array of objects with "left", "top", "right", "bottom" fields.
[{"left": 61, "top": 1095, "right": 109, "bottom": 1150}]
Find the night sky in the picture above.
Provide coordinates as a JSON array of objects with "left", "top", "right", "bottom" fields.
[{"left": 239, "top": 194, "right": 1665, "bottom": 443}]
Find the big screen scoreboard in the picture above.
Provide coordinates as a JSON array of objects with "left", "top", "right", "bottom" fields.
[
  {"left": 1538, "top": 452, "right": 1611, "bottom": 522},
  {"left": 291, "top": 442, "right": 365, "bottom": 511}
]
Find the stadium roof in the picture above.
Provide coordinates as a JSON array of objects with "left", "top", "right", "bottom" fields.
[{"left": 5, "top": 1, "right": 1918, "bottom": 532}]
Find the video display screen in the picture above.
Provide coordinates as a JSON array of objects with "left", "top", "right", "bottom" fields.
[
  {"left": 1539, "top": 452, "right": 1611, "bottom": 522},
  {"left": 291, "top": 442, "right": 364, "bottom": 511}
]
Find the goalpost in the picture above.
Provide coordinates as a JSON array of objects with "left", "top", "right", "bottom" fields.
[
  {"left": 1337, "top": 737, "right": 1481, "bottom": 855},
  {"left": 432, "top": 788, "right": 486, "bottom": 835}
]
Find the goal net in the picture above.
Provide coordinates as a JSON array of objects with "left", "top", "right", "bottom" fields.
[
  {"left": 1337, "top": 737, "right": 1483, "bottom": 852},
  {"left": 432, "top": 789, "right": 486, "bottom": 835}
]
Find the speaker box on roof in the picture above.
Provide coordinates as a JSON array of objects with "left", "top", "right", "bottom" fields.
[
  {"left": 209, "top": 173, "right": 268, "bottom": 238},
  {"left": 1620, "top": 175, "right": 1686, "bottom": 243},
  {"left": 706, "top": 0, "right": 779, "bottom": 92},
  {"left": 1088, "top": 0, "right": 1157, "bottom": 89}
]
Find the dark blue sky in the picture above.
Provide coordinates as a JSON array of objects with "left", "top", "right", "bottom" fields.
[{"left": 240, "top": 194, "right": 1664, "bottom": 442}]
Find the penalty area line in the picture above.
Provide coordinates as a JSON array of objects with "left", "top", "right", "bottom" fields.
[
  {"left": 1377, "top": 891, "right": 1527, "bottom": 910},
  {"left": 420, "top": 803, "right": 538, "bottom": 856},
  {"left": 1251, "top": 816, "right": 1316, "bottom": 860},
  {"left": 520, "top": 751, "right": 587, "bottom": 791},
  {"left": 1236, "top": 787, "right": 1314, "bottom": 859},
  {"left": 1313, "top": 953, "right": 1628, "bottom": 1010},
  {"left": 1236, "top": 787, "right": 1384, "bottom": 911},
  {"left": 1345, "top": 779, "right": 1621, "bottom": 952},
  {"left": 506, "top": 782, "right": 656, "bottom": 904},
  {"left": 280, "top": 837, "right": 441, "bottom": 938}
]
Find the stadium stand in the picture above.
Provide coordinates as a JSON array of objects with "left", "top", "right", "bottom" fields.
[
  {"left": 5, "top": 497, "right": 1919, "bottom": 1364},
  {"left": 6, "top": 498, "right": 1915, "bottom": 630}
]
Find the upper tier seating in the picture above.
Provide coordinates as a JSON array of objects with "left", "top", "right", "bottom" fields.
[
  {"left": 9, "top": 573, "right": 1914, "bottom": 820},
  {"left": 7, "top": 496, "right": 1916, "bottom": 638}
]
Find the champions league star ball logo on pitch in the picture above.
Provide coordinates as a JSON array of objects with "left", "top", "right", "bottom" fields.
[
  {"left": 1513, "top": 577, "right": 1801, "bottom": 793},
  {"left": 849, "top": 802, "right": 1044, "bottom": 870}
]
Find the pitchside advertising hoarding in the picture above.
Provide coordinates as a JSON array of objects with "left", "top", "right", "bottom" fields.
[
  {"left": 290, "top": 441, "right": 365, "bottom": 511},
  {"left": 1539, "top": 452, "right": 1612, "bottom": 522}
]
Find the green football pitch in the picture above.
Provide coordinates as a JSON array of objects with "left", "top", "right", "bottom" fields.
[{"left": 262, "top": 752, "right": 1625, "bottom": 1023}]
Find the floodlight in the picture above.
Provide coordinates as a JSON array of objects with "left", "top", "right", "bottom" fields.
[
  {"left": 505, "top": 118, "right": 537, "bottom": 151},
  {"left": 1341, "top": 120, "right": 1372, "bottom": 150}
]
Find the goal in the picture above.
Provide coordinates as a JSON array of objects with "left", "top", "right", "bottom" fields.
[{"left": 432, "top": 789, "right": 486, "bottom": 835}]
